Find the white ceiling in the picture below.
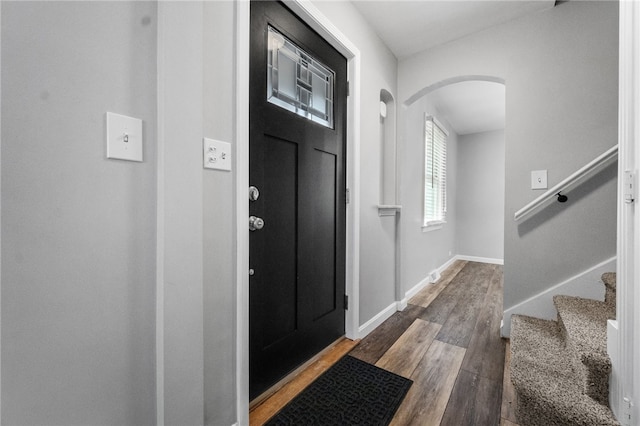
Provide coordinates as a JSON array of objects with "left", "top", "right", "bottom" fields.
[
  {"left": 427, "top": 80, "right": 505, "bottom": 135},
  {"left": 351, "top": 0, "right": 555, "bottom": 135},
  {"left": 351, "top": 0, "right": 555, "bottom": 60}
]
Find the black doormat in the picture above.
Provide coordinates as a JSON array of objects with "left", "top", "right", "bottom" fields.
[{"left": 265, "top": 355, "right": 412, "bottom": 426}]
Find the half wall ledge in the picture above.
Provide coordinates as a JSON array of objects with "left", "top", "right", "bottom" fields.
[{"left": 377, "top": 205, "right": 402, "bottom": 216}]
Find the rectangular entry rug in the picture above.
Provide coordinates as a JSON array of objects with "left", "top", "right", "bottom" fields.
[{"left": 265, "top": 355, "right": 412, "bottom": 426}]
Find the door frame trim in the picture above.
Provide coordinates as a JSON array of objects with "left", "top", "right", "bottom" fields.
[
  {"left": 611, "top": 0, "right": 640, "bottom": 420},
  {"left": 235, "top": 1, "right": 361, "bottom": 423}
]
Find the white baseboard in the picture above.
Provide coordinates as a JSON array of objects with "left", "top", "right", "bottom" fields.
[
  {"left": 358, "top": 256, "right": 460, "bottom": 339},
  {"left": 396, "top": 299, "right": 408, "bottom": 311},
  {"left": 402, "top": 254, "right": 498, "bottom": 307},
  {"left": 402, "top": 255, "right": 458, "bottom": 305},
  {"left": 357, "top": 301, "right": 397, "bottom": 339},
  {"left": 439, "top": 255, "right": 459, "bottom": 273},
  {"left": 457, "top": 254, "right": 504, "bottom": 265},
  {"left": 501, "top": 256, "right": 616, "bottom": 337},
  {"left": 403, "top": 276, "right": 430, "bottom": 306},
  {"left": 357, "top": 254, "right": 503, "bottom": 340}
]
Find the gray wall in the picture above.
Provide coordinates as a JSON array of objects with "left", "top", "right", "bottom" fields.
[
  {"left": 398, "top": 1, "right": 618, "bottom": 311},
  {"left": 401, "top": 95, "right": 458, "bottom": 292},
  {"left": 158, "top": 2, "right": 236, "bottom": 424},
  {"left": 4, "top": 1, "right": 616, "bottom": 424},
  {"left": 202, "top": 1, "right": 236, "bottom": 424},
  {"left": 158, "top": 2, "right": 205, "bottom": 424},
  {"left": 1, "top": 1, "right": 397, "bottom": 424},
  {"left": 456, "top": 130, "right": 505, "bottom": 260},
  {"left": 1, "top": 2, "right": 157, "bottom": 424},
  {"left": 311, "top": 1, "right": 399, "bottom": 325},
  {"left": 1, "top": 2, "right": 238, "bottom": 424}
]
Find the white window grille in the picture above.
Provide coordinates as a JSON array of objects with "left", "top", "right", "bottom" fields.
[{"left": 424, "top": 115, "right": 448, "bottom": 228}]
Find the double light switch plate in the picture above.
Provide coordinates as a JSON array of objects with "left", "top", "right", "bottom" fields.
[{"left": 203, "top": 138, "right": 231, "bottom": 171}]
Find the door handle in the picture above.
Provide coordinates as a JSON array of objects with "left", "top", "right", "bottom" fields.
[{"left": 249, "top": 216, "right": 265, "bottom": 231}]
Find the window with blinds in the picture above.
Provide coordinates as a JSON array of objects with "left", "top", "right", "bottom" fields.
[{"left": 424, "top": 115, "right": 448, "bottom": 228}]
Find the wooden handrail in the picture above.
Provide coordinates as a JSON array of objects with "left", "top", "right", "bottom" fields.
[{"left": 514, "top": 145, "right": 618, "bottom": 221}]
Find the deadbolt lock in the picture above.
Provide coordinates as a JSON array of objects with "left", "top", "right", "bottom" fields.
[{"left": 249, "top": 186, "right": 260, "bottom": 202}]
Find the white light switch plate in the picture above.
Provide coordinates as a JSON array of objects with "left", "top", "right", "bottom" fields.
[
  {"left": 203, "top": 138, "right": 231, "bottom": 171},
  {"left": 531, "top": 170, "right": 548, "bottom": 189},
  {"left": 106, "top": 112, "right": 143, "bottom": 162}
]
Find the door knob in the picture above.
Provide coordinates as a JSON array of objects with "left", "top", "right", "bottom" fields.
[{"left": 249, "top": 216, "right": 265, "bottom": 231}]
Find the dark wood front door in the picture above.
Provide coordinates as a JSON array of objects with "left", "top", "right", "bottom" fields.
[{"left": 249, "top": 0, "right": 347, "bottom": 400}]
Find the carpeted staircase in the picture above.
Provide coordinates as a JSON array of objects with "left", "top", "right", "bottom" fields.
[{"left": 510, "top": 273, "right": 620, "bottom": 425}]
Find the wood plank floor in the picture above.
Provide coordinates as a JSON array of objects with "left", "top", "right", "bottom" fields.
[{"left": 249, "top": 260, "right": 519, "bottom": 426}]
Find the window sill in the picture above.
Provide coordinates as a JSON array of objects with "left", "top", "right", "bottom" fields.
[{"left": 422, "top": 221, "right": 446, "bottom": 232}]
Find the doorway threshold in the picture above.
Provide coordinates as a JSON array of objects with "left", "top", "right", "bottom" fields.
[{"left": 249, "top": 336, "right": 358, "bottom": 423}]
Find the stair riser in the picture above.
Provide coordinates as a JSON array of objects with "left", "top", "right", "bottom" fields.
[
  {"left": 560, "top": 329, "right": 612, "bottom": 406},
  {"left": 510, "top": 314, "right": 620, "bottom": 426},
  {"left": 514, "top": 387, "right": 619, "bottom": 426},
  {"left": 605, "top": 286, "right": 615, "bottom": 306},
  {"left": 555, "top": 299, "right": 613, "bottom": 407},
  {"left": 581, "top": 356, "right": 611, "bottom": 406}
]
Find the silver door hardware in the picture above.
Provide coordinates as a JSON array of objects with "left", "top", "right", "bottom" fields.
[
  {"left": 249, "top": 216, "right": 265, "bottom": 231},
  {"left": 624, "top": 171, "right": 636, "bottom": 204},
  {"left": 249, "top": 186, "right": 260, "bottom": 201},
  {"left": 249, "top": 269, "right": 255, "bottom": 276}
]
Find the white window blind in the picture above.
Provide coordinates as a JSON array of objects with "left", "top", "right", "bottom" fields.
[{"left": 424, "top": 115, "right": 447, "bottom": 227}]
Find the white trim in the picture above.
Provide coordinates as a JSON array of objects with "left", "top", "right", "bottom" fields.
[
  {"left": 361, "top": 255, "right": 458, "bottom": 339},
  {"left": 394, "top": 211, "right": 403, "bottom": 305},
  {"left": 607, "top": 318, "right": 620, "bottom": 417},
  {"left": 405, "top": 75, "right": 506, "bottom": 108},
  {"left": 357, "top": 253, "right": 503, "bottom": 343},
  {"left": 235, "top": 0, "right": 361, "bottom": 421},
  {"left": 456, "top": 255, "right": 504, "bottom": 265},
  {"left": 401, "top": 255, "right": 458, "bottom": 308},
  {"left": 502, "top": 256, "right": 616, "bottom": 337},
  {"left": 155, "top": 4, "right": 166, "bottom": 424},
  {"left": 0, "top": 2, "right": 3, "bottom": 420},
  {"left": 425, "top": 114, "right": 450, "bottom": 137},
  {"left": 345, "top": 52, "right": 361, "bottom": 340},
  {"left": 235, "top": 2, "right": 250, "bottom": 426},
  {"left": 377, "top": 204, "right": 401, "bottom": 217},
  {"left": 613, "top": 0, "right": 640, "bottom": 420},
  {"left": 283, "top": 0, "right": 362, "bottom": 341},
  {"left": 357, "top": 302, "right": 397, "bottom": 339},
  {"left": 403, "top": 275, "right": 431, "bottom": 307},
  {"left": 423, "top": 114, "right": 448, "bottom": 228},
  {"left": 396, "top": 299, "right": 408, "bottom": 311},
  {"left": 422, "top": 223, "right": 444, "bottom": 232},
  {"left": 358, "top": 252, "right": 508, "bottom": 342}
]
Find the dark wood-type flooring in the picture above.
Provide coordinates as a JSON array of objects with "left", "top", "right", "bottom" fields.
[{"left": 250, "top": 260, "right": 519, "bottom": 426}]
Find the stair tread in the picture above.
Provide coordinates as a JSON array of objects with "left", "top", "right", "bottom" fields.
[
  {"left": 553, "top": 295, "right": 613, "bottom": 364},
  {"left": 510, "top": 314, "right": 619, "bottom": 426}
]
